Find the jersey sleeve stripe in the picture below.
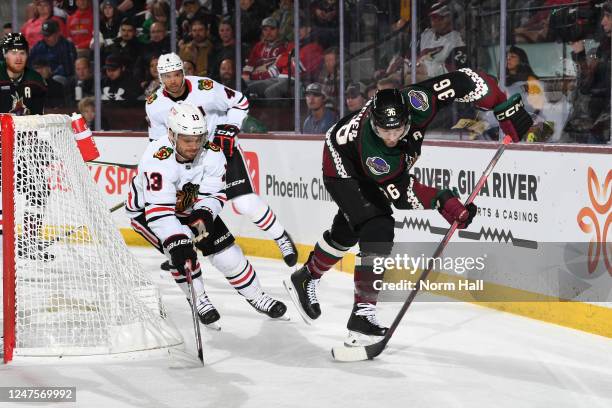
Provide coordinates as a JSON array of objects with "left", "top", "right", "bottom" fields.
[{"left": 147, "top": 213, "right": 174, "bottom": 223}]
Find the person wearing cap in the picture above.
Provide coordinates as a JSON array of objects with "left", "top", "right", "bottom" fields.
[
  {"left": 303, "top": 82, "right": 337, "bottom": 134},
  {"left": 67, "top": 0, "right": 94, "bottom": 55},
  {"left": 30, "top": 56, "right": 66, "bottom": 107},
  {"left": 20, "top": 0, "right": 67, "bottom": 49},
  {"left": 179, "top": 18, "right": 214, "bottom": 77},
  {"left": 0, "top": 32, "right": 47, "bottom": 115},
  {"left": 242, "top": 17, "right": 287, "bottom": 82},
  {"left": 563, "top": 1, "right": 612, "bottom": 144},
  {"left": 101, "top": 53, "right": 140, "bottom": 104},
  {"left": 29, "top": 19, "right": 77, "bottom": 84},
  {"left": 345, "top": 82, "right": 367, "bottom": 113},
  {"left": 416, "top": 0, "right": 467, "bottom": 81}
]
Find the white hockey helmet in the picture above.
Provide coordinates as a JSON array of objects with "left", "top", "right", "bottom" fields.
[
  {"left": 167, "top": 103, "right": 208, "bottom": 160},
  {"left": 157, "top": 52, "right": 184, "bottom": 76}
]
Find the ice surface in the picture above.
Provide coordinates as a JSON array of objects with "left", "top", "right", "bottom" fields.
[{"left": 2, "top": 246, "right": 611, "bottom": 408}]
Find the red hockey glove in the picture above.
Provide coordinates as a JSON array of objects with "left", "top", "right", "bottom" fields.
[
  {"left": 164, "top": 234, "right": 198, "bottom": 275},
  {"left": 435, "top": 189, "right": 477, "bottom": 229},
  {"left": 188, "top": 208, "right": 214, "bottom": 243},
  {"left": 212, "top": 124, "right": 240, "bottom": 157},
  {"left": 493, "top": 94, "right": 533, "bottom": 143}
]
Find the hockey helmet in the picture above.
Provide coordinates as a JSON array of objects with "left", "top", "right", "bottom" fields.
[
  {"left": 370, "top": 89, "right": 411, "bottom": 142},
  {"left": 157, "top": 52, "right": 184, "bottom": 76},
  {"left": 167, "top": 103, "right": 208, "bottom": 160},
  {"left": 1, "top": 32, "right": 29, "bottom": 57}
]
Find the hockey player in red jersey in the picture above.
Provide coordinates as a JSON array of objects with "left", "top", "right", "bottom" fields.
[
  {"left": 129, "top": 102, "right": 287, "bottom": 328},
  {"left": 146, "top": 53, "right": 298, "bottom": 270},
  {"left": 285, "top": 68, "right": 533, "bottom": 346}
]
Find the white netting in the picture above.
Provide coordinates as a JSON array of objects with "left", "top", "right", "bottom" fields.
[{"left": 2, "top": 114, "right": 183, "bottom": 357}]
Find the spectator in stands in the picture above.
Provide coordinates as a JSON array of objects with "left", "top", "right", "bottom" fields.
[
  {"left": 21, "top": 0, "right": 67, "bottom": 49},
  {"left": 416, "top": 1, "right": 467, "bottom": 81},
  {"left": 177, "top": 0, "right": 216, "bottom": 44},
  {"left": 310, "top": 0, "right": 339, "bottom": 48},
  {"left": 3, "top": 23, "right": 13, "bottom": 36},
  {"left": 29, "top": 19, "right": 77, "bottom": 85},
  {"left": 345, "top": 82, "right": 367, "bottom": 113},
  {"left": 239, "top": 0, "right": 267, "bottom": 47},
  {"left": 101, "top": 53, "right": 140, "bottom": 104},
  {"left": 247, "top": 18, "right": 323, "bottom": 98},
  {"left": 505, "top": 46, "right": 546, "bottom": 116},
  {"left": 71, "top": 56, "right": 94, "bottom": 101},
  {"left": 140, "top": 55, "right": 160, "bottom": 98},
  {"left": 271, "top": 0, "right": 294, "bottom": 43},
  {"left": 116, "top": 0, "right": 145, "bottom": 18},
  {"left": 242, "top": 17, "right": 287, "bottom": 82},
  {"left": 140, "top": 0, "right": 169, "bottom": 44},
  {"left": 140, "top": 21, "right": 170, "bottom": 67},
  {"left": 303, "top": 82, "right": 337, "bottom": 134},
  {"left": 316, "top": 46, "right": 339, "bottom": 106},
  {"left": 100, "top": 0, "right": 123, "bottom": 42},
  {"left": 513, "top": 0, "right": 573, "bottom": 44},
  {"left": 179, "top": 19, "right": 214, "bottom": 77},
  {"left": 563, "top": 1, "right": 612, "bottom": 144},
  {"left": 67, "top": 0, "right": 94, "bottom": 56},
  {"left": 102, "top": 17, "right": 142, "bottom": 77},
  {"left": 31, "top": 56, "right": 66, "bottom": 107},
  {"left": 183, "top": 59, "right": 196, "bottom": 75},
  {"left": 217, "top": 58, "right": 247, "bottom": 90},
  {"left": 78, "top": 96, "right": 110, "bottom": 129},
  {"left": 208, "top": 19, "right": 245, "bottom": 79}
]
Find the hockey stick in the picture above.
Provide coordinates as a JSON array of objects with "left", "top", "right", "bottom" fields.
[
  {"left": 90, "top": 160, "right": 138, "bottom": 169},
  {"left": 184, "top": 262, "right": 205, "bottom": 365},
  {"left": 332, "top": 136, "right": 513, "bottom": 362}
]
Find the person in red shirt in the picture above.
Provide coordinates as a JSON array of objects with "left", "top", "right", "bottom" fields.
[
  {"left": 242, "top": 17, "right": 287, "bottom": 82},
  {"left": 247, "top": 18, "right": 323, "bottom": 98},
  {"left": 21, "top": 0, "right": 67, "bottom": 49},
  {"left": 67, "top": 0, "right": 94, "bottom": 54}
]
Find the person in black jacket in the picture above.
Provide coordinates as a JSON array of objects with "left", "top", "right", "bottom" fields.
[{"left": 101, "top": 53, "right": 140, "bottom": 105}]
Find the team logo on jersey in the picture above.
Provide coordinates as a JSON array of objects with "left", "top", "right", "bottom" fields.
[
  {"left": 408, "top": 90, "right": 429, "bottom": 111},
  {"left": 146, "top": 92, "right": 158, "bottom": 104},
  {"left": 205, "top": 141, "right": 221, "bottom": 152},
  {"left": 176, "top": 182, "right": 200, "bottom": 212},
  {"left": 10, "top": 93, "right": 29, "bottom": 115},
  {"left": 153, "top": 146, "right": 173, "bottom": 160},
  {"left": 198, "top": 79, "right": 214, "bottom": 90},
  {"left": 366, "top": 156, "right": 390, "bottom": 175}
]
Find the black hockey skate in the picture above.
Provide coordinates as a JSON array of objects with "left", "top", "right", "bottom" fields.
[
  {"left": 16, "top": 238, "right": 55, "bottom": 262},
  {"left": 344, "top": 303, "right": 388, "bottom": 347},
  {"left": 283, "top": 265, "right": 321, "bottom": 324},
  {"left": 247, "top": 292, "right": 288, "bottom": 319},
  {"left": 188, "top": 292, "right": 221, "bottom": 330},
  {"left": 275, "top": 231, "right": 298, "bottom": 267},
  {"left": 160, "top": 260, "right": 172, "bottom": 271}
]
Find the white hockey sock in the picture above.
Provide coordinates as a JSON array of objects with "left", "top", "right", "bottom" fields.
[
  {"left": 169, "top": 262, "right": 206, "bottom": 298},
  {"left": 232, "top": 193, "right": 285, "bottom": 239},
  {"left": 209, "top": 244, "right": 262, "bottom": 300}
]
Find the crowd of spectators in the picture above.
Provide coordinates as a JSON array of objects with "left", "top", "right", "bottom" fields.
[{"left": 0, "top": 0, "right": 609, "bottom": 142}]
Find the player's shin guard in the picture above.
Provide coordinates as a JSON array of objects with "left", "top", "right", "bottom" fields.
[
  {"left": 232, "top": 194, "right": 297, "bottom": 266},
  {"left": 306, "top": 230, "right": 350, "bottom": 278}
]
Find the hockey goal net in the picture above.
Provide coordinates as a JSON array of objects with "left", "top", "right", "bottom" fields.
[{"left": 1, "top": 114, "right": 182, "bottom": 362}]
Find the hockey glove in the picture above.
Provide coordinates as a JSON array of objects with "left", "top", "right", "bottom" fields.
[
  {"left": 213, "top": 124, "right": 240, "bottom": 158},
  {"left": 164, "top": 234, "right": 198, "bottom": 275},
  {"left": 493, "top": 94, "right": 533, "bottom": 143},
  {"left": 434, "top": 189, "right": 477, "bottom": 229},
  {"left": 188, "top": 208, "right": 214, "bottom": 243}
]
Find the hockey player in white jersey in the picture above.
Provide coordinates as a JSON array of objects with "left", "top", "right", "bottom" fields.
[
  {"left": 127, "top": 102, "right": 287, "bottom": 327},
  {"left": 146, "top": 53, "right": 298, "bottom": 270}
]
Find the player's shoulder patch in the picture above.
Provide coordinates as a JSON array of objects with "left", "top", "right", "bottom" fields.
[
  {"left": 146, "top": 92, "right": 158, "bottom": 104},
  {"left": 205, "top": 141, "right": 221, "bottom": 152},
  {"left": 365, "top": 156, "right": 391, "bottom": 175},
  {"left": 153, "top": 146, "right": 173, "bottom": 160},
  {"left": 407, "top": 89, "right": 429, "bottom": 112},
  {"left": 198, "top": 79, "right": 214, "bottom": 90}
]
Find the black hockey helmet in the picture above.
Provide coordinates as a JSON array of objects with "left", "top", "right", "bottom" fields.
[
  {"left": 371, "top": 89, "right": 410, "bottom": 130},
  {"left": 1, "top": 32, "right": 29, "bottom": 56}
]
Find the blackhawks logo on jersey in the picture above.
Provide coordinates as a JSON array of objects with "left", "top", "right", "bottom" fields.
[
  {"left": 205, "top": 141, "right": 221, "bottom": 152},
  {"left": 153, "top": 146, "right": 173, "bottom": 160},
  {"left": 176, "top": 182, "right": 200, "bottom": 212},
  {"left": 198, "top": 79, "right": 213, "bottom": 90},
  {"left": 146, "top": 92, "right": 158, "bottom": 104}
]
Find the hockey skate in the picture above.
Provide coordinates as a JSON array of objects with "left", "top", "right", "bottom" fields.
[
  {"left": 247, "top": 292, "right": 289, "bottom": 320},
  {"left": 283, "top": 265, "right": 321, "bottom": 324},
  {"left": 160, "top": 260, "right": 172, "bottom": 271},
  {"left": 188, "top": 292, "right": 221, "bottom": 331},
  {"left": 275, "top": 231, "right": 298, "bottom": 267},
  {"left": 344, "top": 303, "right": 388, "bottom": 347},
  {"left": 16, "top": 237, "right": 55, "bottom": 262}
]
